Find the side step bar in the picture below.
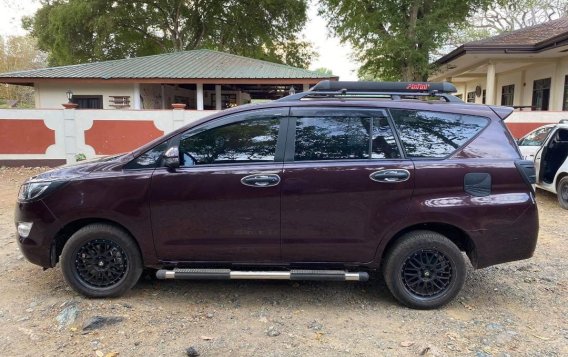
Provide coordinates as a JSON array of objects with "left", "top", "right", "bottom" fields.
[{"left": 156, "top": 269, "right": 369, "bottom": 282}]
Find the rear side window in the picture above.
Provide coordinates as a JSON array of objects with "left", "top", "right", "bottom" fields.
[
  {"left": 390, "top": 109, "right": 489, "bottom": 158},
  {"left": 293, "top": 114, "right": 400, "bottom": 161}
]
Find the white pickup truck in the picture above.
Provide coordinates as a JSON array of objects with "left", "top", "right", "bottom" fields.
[{"left": 518, "top": 120, "right": 568, "bottom": 209}]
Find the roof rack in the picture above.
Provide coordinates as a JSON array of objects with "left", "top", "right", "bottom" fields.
[{"left": 277, "top": 80, "right": 462, "bottom": 103}]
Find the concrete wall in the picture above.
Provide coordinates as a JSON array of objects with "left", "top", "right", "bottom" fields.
[
  {"left": 35, "top": 82, "right": 135, "bottom": 109},
  {"left": 35, "top": 82, "right": 252, "bottom": 110},
  {"left": 0, "top": 108, "right": 218, "bottom": 166},
  {"left": 0, "top": 107, "right": 566, "bottom": 166}
]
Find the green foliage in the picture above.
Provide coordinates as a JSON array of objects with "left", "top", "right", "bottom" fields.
[
  {"left": 24, "top": 0, "right": 314, "bottom": 68},
  {"left": 313, "top": 67, "right": 334, "bottom": 76},
  {"left": 0, "top": 35, "right": 46, "bottom": 107},
  {"left": 319, "top": 0, "right": 495, "bottom": 81}
]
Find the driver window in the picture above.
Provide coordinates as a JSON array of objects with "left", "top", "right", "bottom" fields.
[{"left": 179, "top": 116, "right": 282, "bottom": 167}]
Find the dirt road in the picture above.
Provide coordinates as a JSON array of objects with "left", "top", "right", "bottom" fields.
[{"left": 0, "top": 167, "right": 566, "bottom": 356}]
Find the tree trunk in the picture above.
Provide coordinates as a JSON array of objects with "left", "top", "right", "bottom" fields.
[{"left": 402, "top": 0, "right": 421, "bottom": 81}]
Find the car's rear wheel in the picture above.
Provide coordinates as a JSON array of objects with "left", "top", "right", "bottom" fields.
[
  {"left": 60, "top": 224, "right": 143, "bottom": 298},
  {"left": 557, "top": 176, "right": 568, "bottom": 210},
  {"left": 383, "top": 230, "right": 466, "bottom": 309}
]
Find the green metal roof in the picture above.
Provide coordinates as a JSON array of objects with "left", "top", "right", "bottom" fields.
[{"left": 0, "top": 49, "right": 334, "bottom": 80}]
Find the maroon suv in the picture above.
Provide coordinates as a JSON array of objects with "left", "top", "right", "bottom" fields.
[{"left": 15, "top": 81, "right": 538, "bottom": 309}]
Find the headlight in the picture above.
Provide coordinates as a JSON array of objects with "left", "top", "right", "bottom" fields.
[{"left": 18, "top": 181, "right": 65, "bottom": 201}]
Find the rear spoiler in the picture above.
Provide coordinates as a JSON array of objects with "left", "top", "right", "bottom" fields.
[{"left": 489, "top": 106, "right": 514, "bottom": 120}]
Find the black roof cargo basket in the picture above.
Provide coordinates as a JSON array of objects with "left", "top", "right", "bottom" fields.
[{"left": 278, "top": 80, "right": 462, "bottom": 103}]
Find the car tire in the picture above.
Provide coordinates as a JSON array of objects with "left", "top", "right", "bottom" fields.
[
  {"left": 383, "top": 230, "right": 466, "bottom": 309},
  {"left": 557, "top": 176, "right": 568, "bottom": 210},
  {"left": 60, "top": 224, "right": 143, "bottom": 298}
]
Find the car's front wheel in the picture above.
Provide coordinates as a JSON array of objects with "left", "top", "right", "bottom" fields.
[
  {"left": 557, "top": 176, "right": 568, "bottom": 210},
  {"left": 60, "top": 224, "right": 143, "bottom": 298},
  {"left": 383, "top": 230, "right": 466, "bottom": 309}
]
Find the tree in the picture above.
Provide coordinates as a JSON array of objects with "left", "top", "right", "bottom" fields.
[
  {"left": 318, "top": 0, "right": 494, "bottom": 81},
  {"left": 0, "top": 35, "right": 46, "bottom": 107},
  {"left": 24, "top": 0, "right": 314, "bottom": 68},
  {"left": 440, "top": 0, "right": 568, "bottom": 52},
  {"left": 471, "top": 0, "right": 567, "bottom": 33},
  {"left": 313, "top": 67, "right": 334, "bottom": 76}
]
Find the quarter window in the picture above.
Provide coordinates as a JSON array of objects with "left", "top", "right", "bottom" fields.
[
  {"left": 179, "top": 117, "right": 281, "bottom": 166},
  {"left": 390, "top": 109, "right": 489, "bottom": 158},
  {"left": 293, "top": 114, "right": 399, "bottom": 161},
  {"left": 125, "top": 141, "right": 168, "bottom": 169}
]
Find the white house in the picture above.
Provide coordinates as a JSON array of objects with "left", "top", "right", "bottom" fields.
[
  {"left": 431, "top": 17, "right": 568, "bottom": 110},
  {"left": 0, "top": 49, "right": 336, "bottom": 110},
  {"left": 430, "top": 17, "right": 568, "bottom": 138}
]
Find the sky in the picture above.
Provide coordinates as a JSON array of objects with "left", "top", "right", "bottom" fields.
[{"left": 0, "top": 0, "right": 359, "bottom": 80}]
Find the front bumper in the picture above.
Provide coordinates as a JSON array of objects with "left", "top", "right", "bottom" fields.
[{"left": 14, "top": 199, "right": 59, "bottom": 268}]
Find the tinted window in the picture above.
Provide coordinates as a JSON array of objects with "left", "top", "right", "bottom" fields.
[
  {"left": 179, "top": 118, "right": 280, "bottom": 166},
  {"left": 390, "top": 109, "right": 488, "bottom": 158},
  {"left": 294, "top": 114, "right": 399, "bottom": 161}
]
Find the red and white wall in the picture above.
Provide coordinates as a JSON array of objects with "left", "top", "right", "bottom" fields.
[
  {"left": 505, "top": 111, "right": 568, "bottom": 138},
  {"left": 0, "top": 108, "right": 565, "bottom": 167},
  {"left": 0, "top": 108, "right": 218, "bottom": 167}
]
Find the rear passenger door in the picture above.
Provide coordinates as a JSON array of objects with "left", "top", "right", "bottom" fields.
[{"left": 281, "top": 107, "right": 414, "bottom": 263}]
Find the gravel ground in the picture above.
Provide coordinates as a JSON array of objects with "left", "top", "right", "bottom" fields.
[{"left": 0, "top": 167, "right": 566, "bottom": 357}]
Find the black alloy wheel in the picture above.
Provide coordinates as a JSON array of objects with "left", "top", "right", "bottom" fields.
[
  {"left": 74, "top": 239, "right": 129, "bottom": 288},
  {"left": 401, "top": 249, "right": 452, "bottom": 298},
  {"left": 383, "top": 230, "right": 466, "bottom": 309},
  {"left": 61, "top": 224, "right": 143, "bottom": 298}
]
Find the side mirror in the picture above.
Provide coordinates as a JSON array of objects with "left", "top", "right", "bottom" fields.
[{"left": 163, "top": 147, "right": 180, "bottom": 170}]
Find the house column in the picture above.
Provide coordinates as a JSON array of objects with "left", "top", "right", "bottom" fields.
[
  {"left": 519, "top": 70, "right": 526, "bottom": 107},
  {"left": 196, "top": 83, "right": 204, "bottom": 110},
  {"left": 133, "top": 83, "right": 141, "bottom": 109},
  {"left": 550, "top": 59, "right": 564, "bottom": 111},
  {"left": 215, "top": 85, "right": 222, "bottom": 110},
  {"left": 303, "top": 83, "right": 309, "bottom": 92},
  {"left": 161, "top": 84, "right": 166, "bottom": 109},
  {"left": 485, "top": 62, "right": 496, "bottom": 105},
  {"left": 63, "top": 108, "right": 77, "bottom": 164}
]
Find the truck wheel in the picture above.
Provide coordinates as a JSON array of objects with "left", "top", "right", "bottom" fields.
[
  {"left": 383, "top": 230, "right": 466, "bottom": 309},
  {"left": 60, "top": 224, "right": 143, "bottom": 298},
  {"left": 557, "top": 176, "right": 568, "bottom": 210}
]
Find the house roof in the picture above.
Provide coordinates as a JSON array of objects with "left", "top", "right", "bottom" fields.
[
  {"left": 468, "top": 17, "right": 568, "bottom": 47},
  {"left": 0, "top": 49, "right": 336, "bottom": 83},
  {"left": 437, "top": 17, "right": 568, "bottom": 65}
]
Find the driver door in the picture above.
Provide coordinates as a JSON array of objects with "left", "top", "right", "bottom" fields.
[{"left": 149, "top": 108, "right": 288, "bottom": 262}]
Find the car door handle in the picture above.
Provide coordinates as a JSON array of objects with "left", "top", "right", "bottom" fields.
[
  {"left": 241, "top": 174, "right": 281, "bottom": 187},
  {"left": 370, "top": 169, "right": 410, "bottom": 183}
]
